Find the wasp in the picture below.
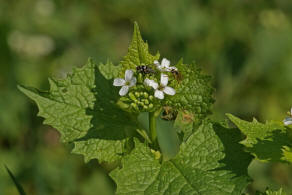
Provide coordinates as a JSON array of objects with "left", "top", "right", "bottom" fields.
[
  {"left": 161, "top": 106, "right": 178, "bottom": 121},
  {"left": 136, "top": 65, "right": 156, "bottom": 75},
  {"left": 170, "top": 68, "right": 183, "bottom": 82}
]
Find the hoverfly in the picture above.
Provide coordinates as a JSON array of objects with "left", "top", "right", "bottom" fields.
[
  {"left": 136, "top": 65, "right": 156, "bottom": 75},
  {"left": 170, "top": 68, "right": 183, "bottom": 82}
]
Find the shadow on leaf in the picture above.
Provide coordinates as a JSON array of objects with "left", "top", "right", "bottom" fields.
[
  {"left": 213, "top": 123, "right": 252, "bottom": 177},
  {"left": 76, "top": 64, "right": 139, "bottom": 141},
  {"left": 248, "top": 130, "right": 291, "bottom": 162}
]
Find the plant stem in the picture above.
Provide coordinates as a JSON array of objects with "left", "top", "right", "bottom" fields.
[{"left": 149, "top": 112, "right": 157, "bottom": 143}]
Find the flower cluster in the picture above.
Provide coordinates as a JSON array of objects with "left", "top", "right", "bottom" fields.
[{"left": 113, "top": 58, "right": 178, "bottom": 112}]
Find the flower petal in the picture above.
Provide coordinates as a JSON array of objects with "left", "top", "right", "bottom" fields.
[
  {"left": 161, "top": 58, "right": 170, "bottom": 68},
  {"left": 154, "top": 90, "right": 164, "bottom": 99},
  {"left": 144, "top": 78, "right": 158, "bottom": 89},
  {"left": 284, "top": 117, "right": 292, "bottom": 126},
  {"left": 119, "top": 85, "right": 129, "bottom": 96},
  {"left": 163, "top": 86, "right": 176, "bottom": 96},
  {"left": 113, "top": 78, "right": 126, "bottom": 86},
  {"left": 157, "top": 65, "right": 164, "bottom": 71},
  {"left": 154, "top": 60, "right": 160, "bottom": 66},
  {"left": 129, "top": 77, "right": 137, "bottom": 87},
  {"left": 160, "top": 73, "right": 169, "bottom": 86},
  {"left": 125, "top": 69, "right": 134, "bottom": 81}
]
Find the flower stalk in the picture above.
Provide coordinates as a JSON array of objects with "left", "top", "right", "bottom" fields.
[
  {"left": 149, "top": 108, "right": 162, "bottom": 144},
  {"left": 149, "top": 112, "right": 157, "bottom": 143}
]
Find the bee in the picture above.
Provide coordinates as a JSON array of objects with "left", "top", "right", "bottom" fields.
[
  {"left": 136, "top": 65, "right": 156, "bottom": 75},
  {"left": 161, "top": 106, "right": 178, "bottom": 121},
  {"left": 170, "top": 68, "right": 183, "bottom": 82}
]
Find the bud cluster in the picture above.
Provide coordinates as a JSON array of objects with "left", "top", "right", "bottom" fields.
[
  {"left": 113, "top": 58, "right": 180, "bottom": 113},
  {"left": 120, "top": 90, "right": 157, "bottom": 112}
]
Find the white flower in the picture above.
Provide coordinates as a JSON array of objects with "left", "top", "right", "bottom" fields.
[
  {"left": 283, "top": 117, "right": 292, "bottom": 126},
  {"left": 154, "top": 58, "right": 177, "bottom": 72},
  {"left": 144, "top": 73, "right": 176, "bottom": 99},
  {"left": 113, "top": 70, "right": 136, "bottom": 96},
  {"left": 283, "top": 107, "right": 292, "bottom": 126}
]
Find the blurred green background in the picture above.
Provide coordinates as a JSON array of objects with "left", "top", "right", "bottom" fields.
[{"left": 1, "top": 0, "right": 292, "bottom": 194}]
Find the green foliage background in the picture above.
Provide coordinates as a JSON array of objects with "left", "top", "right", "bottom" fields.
[{"left": 1, "top": 0, "right": 292, "bottom": 194}]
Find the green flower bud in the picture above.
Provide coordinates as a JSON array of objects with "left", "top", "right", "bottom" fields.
[
  {"left": 129, "top": 92, "right": 137, "bottom": 101},
  {"left": 143, "top": 92, "right": 149, "bottom": 98},
  {"left": 150, "top": 149, "right": 161, "bottom": 160},
  {"left": 143, "top": 99, "right": 149, "bottom": 105},
  {"left": 149, "top": 95, "right": 154, "bottom": 101},
  {"left": 130, "top": 103, "right": 139, "bottom": 111},
  {"left": 138, "top": 101, "right": 145, "bottom": 106},
  {"left": 120, "top": 97, "right": 129, "bottom": 101},
  {"left": 149, "top": 104, "right": 154, "bottom": 109},
  {"left": 135, "top": 92, "right": 140, "bottom": 97},
  {"left": 117, "top": 100, "right": 129, "bottom": 109},
  {"left": 137, "top": 73, "right": 143, "bottom": 83}
]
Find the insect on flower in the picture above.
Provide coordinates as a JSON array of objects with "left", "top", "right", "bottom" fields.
[
  {"left": 170, "top": 68, "right": 183, "bottom": 82},
  {"left": 113, "top": 69, "right": 136, "bottom": 96},
  {"left": 136, "top": 65, "right": 156, "bottom": 75},
  {"left": 154, "top": 58, "right": 177, "bottom": 72}
]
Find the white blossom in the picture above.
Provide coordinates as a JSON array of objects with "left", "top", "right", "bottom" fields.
[
  {"left": 113, "top": 70, "right": 136, "bottom": 96},
  {"left": 283, "top": 117, "right": 292, "bottom": 126},
  {"left": 283, "top": 107, "right": 292, "bottom": 126},
  {"left": 144, "top": 73, "right": 175, "bottom": 99},
  {"left": 154, "top": 58, "right": 177, "bottom": 72}
]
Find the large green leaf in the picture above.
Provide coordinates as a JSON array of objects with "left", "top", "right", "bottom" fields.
[
  {"left": 19, "top": 59, "right": 139, "bottom": 163},
  {"left": 227, "top": 114, "right": 292, "bottom": 163},
  {"left": 18, "top": 59, "right": 96, "bottom": 142},
  {"left": 110, "top": 121, "right": 251, "bottom": 195}
]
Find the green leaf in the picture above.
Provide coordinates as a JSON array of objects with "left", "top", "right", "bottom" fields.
[
  {"left": 5, "top": 165, "right": 26, "bottom": 195},
  {"left": 227, "top": 114, "right": 292, "bottom": 162},
  {"left": 174, "top": 110, "right": 194, "bottom": 141},
  {"left": 281, "top": 146, "right": 292, "bottom": 163},
  {"left": 19, "top": 58, "right": 139, "bottom": 163},
  {"left": 18, "top": 59, "right": 96, "bottom": 142},
  {"left": 110, "top": 121, "right": 251, "bottom": 195},
  {"left": 99, "top": 60, "right": 122, "bottom": 80},
  {"left": 167, "top": 60, "right": 215, "bottom": 120},
  {"left": 120, "top": 22, "right": 159, "bottom": 73},
  {"left": 72, "top": 139, "right": 126, "bottom": 163},
  {"left": 265, "top": 188, "right": 287, "bottom": 195}
]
